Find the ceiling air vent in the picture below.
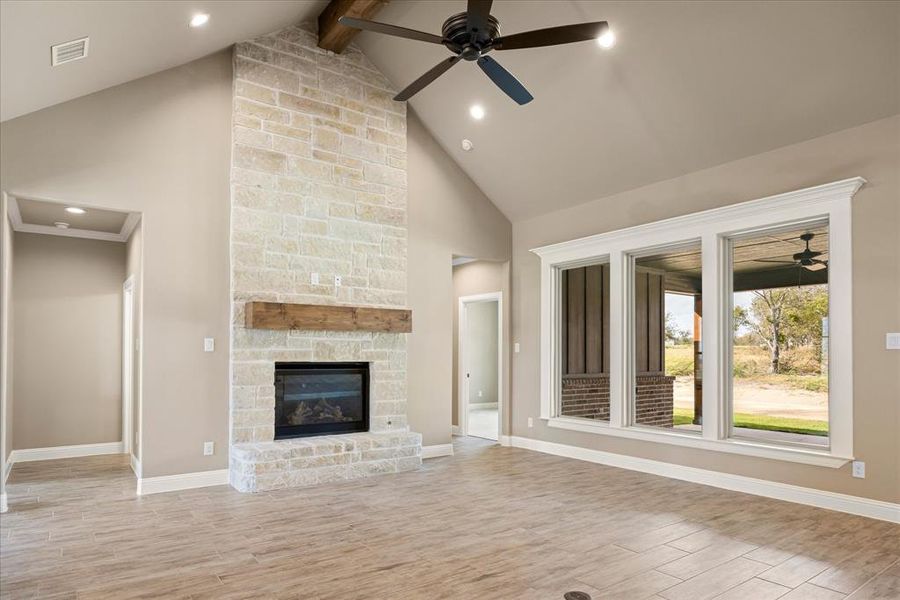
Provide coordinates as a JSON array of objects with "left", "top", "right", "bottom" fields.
[{"left": 51, "top": 37, "right": 89, "bottom": 66}]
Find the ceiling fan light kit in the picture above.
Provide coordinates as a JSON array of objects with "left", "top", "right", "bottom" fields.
[{"left": 339, "top": 0, "right": 608, "bottom": 105}]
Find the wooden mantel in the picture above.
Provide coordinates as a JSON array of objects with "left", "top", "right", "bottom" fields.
[{"left": 244, "top": 301, "right": 412, "bottom": 333}]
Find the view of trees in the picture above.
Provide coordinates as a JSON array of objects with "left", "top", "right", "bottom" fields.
[
  {"left": 665, "top": 312, "right": 691, "bottom": 346},
  {"left": 733, "top": 285, "right": 828, "bottom": 375}
]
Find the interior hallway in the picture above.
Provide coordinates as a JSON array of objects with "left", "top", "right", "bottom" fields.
[{"left": 2, "top": 438, "right": 898, "bottom": 599}]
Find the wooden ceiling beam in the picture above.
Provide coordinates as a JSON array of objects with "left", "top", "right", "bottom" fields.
[{"left": 318, "top": 0, "right": 389, "bottom": 54}]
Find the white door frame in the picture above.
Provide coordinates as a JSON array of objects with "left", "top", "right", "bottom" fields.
[
  {"left": 121, "top": 276, "right": 134, "bottom": 456},
  {"left": 457, "top": 292, "right": 503, "bottom": 440}
]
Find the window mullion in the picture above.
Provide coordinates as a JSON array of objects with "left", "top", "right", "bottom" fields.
[
  {"left": 701, "top": 232, "right": 724, "bottom": 440},
  {"left": 609, "top": 249, "right": 626, "bottom": 428}
]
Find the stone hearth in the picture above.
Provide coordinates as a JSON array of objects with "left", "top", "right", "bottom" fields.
[{"left": 231, "top": 431, "right": 421, "bottom": 492}]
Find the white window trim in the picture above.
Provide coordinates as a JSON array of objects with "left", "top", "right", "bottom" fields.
[{"left": 532, "top": 177, "right": 864, "bottom": 468}]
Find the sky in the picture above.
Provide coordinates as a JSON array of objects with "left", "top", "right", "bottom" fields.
[{"left": 666, "top": 292, "right": 754, "bottom": 336}]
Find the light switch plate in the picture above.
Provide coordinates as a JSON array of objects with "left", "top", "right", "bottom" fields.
[
  {"left": 203, "top": 338, "right": 215, "bottom": 352},
  {"left": 334, "top": 275, "right": 342, "bottom": 287},
  {"left": 514, "top": 343, "right": 521, "bottom": 353},
  {"left": 527, "top": 417, "right": 534, "bottom": 428},
  {"left": 852, "top": 460, "right": 865, "bottom": 478},
  {"left": 203, "top": 441, "right": 215, "bottom": 456},
  {"left": 311, "top": 272, "right": 320, "bottom": 285},
  {"left": 886, "top": 333, "right": 900, "bottom": 350}
]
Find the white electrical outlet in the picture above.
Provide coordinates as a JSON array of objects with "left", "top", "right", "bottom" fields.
[
  {"left": 527, "top": 417, "right": 534, "bottom": 428},
  {"left": 203, "top": 441, "right": 215, "bottom": 456},
  {"left": 334, "top": 275, "right": 342, "bottom": 287},
  {"left": 311, "top": 272, "right": 320, "bottom": 285},
  {"left": 478, "top": 390, "right": 483, "bottom": 397},
  {"left": 887, "top": 333, "right": 900, "bottom": 350},
  {"left": 203, "top": 338, "right": 215, "bottom": 352},
  {"left": 514, "top": 343, "right": 521, "bottom": 353},
  {"left": 852, "top": 460, "right": 865, "bottom": 478}
]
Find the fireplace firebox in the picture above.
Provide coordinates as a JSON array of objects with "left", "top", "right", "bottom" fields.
[{"left": 274, "top": 362, "right": 369, "bottom": 439}]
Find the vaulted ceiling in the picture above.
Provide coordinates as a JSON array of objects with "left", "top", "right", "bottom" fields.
[
  {"left": 2, "top": 1, "right": 898, "bottom": 221},
  {"left": 356, "top": 1, "right": 900, "bottom": 220},
  {"left": 0, "top": 0, "right": 326, "bottom": 122}
]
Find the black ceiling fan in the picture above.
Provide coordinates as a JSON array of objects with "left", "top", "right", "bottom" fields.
[
  {"left": 756, "top": 233, "right": 828, "bottom": 271},
  {"left": 338, "top": 0, "right": 608, "bottom": 105}
]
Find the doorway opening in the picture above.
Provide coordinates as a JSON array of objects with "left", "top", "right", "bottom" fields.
[
  {"left": 458, "top": 293, "right": 502, "bottom": 441},
  {"left": 1, "top": 194, "right": 142, "bottom": 514}
]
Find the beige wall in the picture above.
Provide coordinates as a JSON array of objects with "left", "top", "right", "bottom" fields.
[
  {"left": 0, "top": 52, "right": 232, "bottom": 477},
  {"left": 512, "top": 115, "right": 900, "bottom": 503},
  {"left": 407, "top": 112, "right": 512, "bottom": 446},
  {"left": 452, "top": 261, "right": 508, "bottom": 425},
  {"left": 12, "top": 233, "right": 125, "bottom": 448},
  {"left": 125, "top": 220, "right": 143, "bottom": 460}
]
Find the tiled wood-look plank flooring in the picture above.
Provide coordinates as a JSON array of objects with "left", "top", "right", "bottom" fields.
[{"left": 1, "top": 437, "right": 898, "bottom": 599}]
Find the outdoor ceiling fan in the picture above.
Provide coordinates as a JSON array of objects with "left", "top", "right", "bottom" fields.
[
  {"left": 338, "top": 0, "right": 609, "bottom": 104},
  {"left": 756, "top": 233, "right": 828, "bottom": 272}
]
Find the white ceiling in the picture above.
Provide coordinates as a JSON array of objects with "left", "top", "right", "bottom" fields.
[
  {"left": 356, "top": 1, "right": 900, "bottom": 220},
  {"left": 2, "top": 1, "right": 898, "bottom": 221},
  {"left": 9, "top": 196, "right": 140, "bottom": 242},
  {"left": 17, "top": 197, "right": 128, "bottom": 233},
  {"left": 0, "top": 0, "right": 326, "bottom": 122}
]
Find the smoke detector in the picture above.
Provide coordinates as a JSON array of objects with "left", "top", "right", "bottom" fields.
[
  {"left": 461, "top": 139, "right": 474, "bottom": 152},
  {"left": 51, "top": 37, "right": 89, "bottom": 66}
]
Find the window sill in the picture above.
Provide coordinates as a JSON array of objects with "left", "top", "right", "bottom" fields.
[{"left": 546, "top": 417, "right": 851, "bottom": 468}]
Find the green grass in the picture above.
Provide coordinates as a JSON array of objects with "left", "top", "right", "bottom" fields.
[{"left": 673, "top": 408, "right": 827, "bottom": 437}]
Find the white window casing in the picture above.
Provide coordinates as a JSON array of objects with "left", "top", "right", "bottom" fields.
[{"left": 532, "top": 177, "right": 864, "bottom": 468}]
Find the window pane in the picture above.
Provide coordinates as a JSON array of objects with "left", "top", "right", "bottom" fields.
[
  {"left": 632, "top": 242, "right": 702, "bottom": 432},
  {"left": 730, "top": 223, "right": 829, "bottom": 446},
  {"left": 559, "top": 261, "right": 610, "bottom": 422}
]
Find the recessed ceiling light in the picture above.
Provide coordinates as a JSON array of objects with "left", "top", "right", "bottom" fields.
[
  {"left": 54, "top": 222, "right": 70, "bottom": 229},
  {"left": 65, "top": 206, "right": 86, "bottom": 215},
  {"left": 190, "top": 13, "right": 210, "bottom": 28},
  {"left": 469, "top": 104, "right": 485, "bottom": 120},
  {"left": 597, "top": 29, "right": 616, "bottom": 49}
]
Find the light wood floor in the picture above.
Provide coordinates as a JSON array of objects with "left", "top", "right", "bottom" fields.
[{"left": 1, "top": 437, "right": 898, "bottom": 599}]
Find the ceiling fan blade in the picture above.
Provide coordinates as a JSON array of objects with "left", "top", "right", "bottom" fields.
[
  {"left": 467, "top": 0, "right": 494, "bottom": 35},
  {"left": 338, "top": 16, "right": 445, "bottom": 45},
  {"left": 754, "top": 259, "right": 797, "bottom": 264},
  {"left": 494, "top": 21, "right": 608, "bottom": 50},
  {"left": 394, "top": 55, "right": 462, "bottom": 101},
  {"left": 477, "top": 56, "right": 534, "bottom": 105},
  {"left": 804, "top": 262, "right": 828, "bottom": 272}
]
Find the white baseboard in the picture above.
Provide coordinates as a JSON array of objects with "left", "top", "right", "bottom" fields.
[
  {"left": 509, "top": 436, "right": 900, "bottom": 524},
  {"left": 421, "top": 444, "right": 455, "bottom": 459},
  {"left": 499, "top": 435, "right": 511, "bottom": 447},
  {"left": 451, "top": 425, "right": 461, "bottom": 436},
  {"left": 130, "top": 454, "right": 142, "bottom": 478},
  {"left": 9, "top": 441, "right": 124, "bottom": 463},
  {"left": 0, "top": 492, "right": 7, "bottom": 513},
  {"left": 2, "top": 459, "right": 11, "bottom": 484},
  {"left": 136, "top": 469, "right": 229, "bottom": 496}
]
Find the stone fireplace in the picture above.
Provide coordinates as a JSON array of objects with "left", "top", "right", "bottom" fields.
[{"left": 228, "top": 23, "right": 421, "bottom": 493}]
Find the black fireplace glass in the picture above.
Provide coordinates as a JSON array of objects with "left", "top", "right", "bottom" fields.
[{"left": 274, "top": 362, "right": 369, "bottom": 439}]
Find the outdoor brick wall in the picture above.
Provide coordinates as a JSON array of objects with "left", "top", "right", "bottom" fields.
[
  {"left": 561, "top": 374, "right": 610, "bottom": 421},
  {"left": 229, "top": 23, "right": 414, "bottom": 464},
  {"left": 561, "top": 374, "right": 675, "bottom": 427},
  {"left": 633, "top": 374, "right": 676, "bottom": 427}
]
